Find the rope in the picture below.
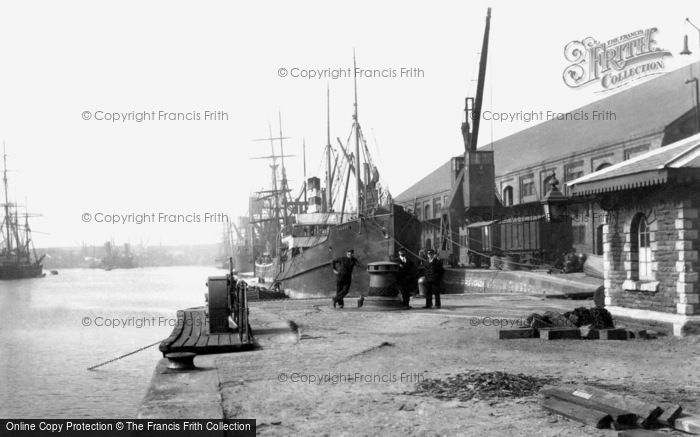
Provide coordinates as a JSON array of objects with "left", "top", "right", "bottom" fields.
[{"left": 87, "top": 340, "right": 163, "bottom": 371}]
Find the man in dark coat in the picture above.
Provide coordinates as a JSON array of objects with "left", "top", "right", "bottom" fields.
[
  {"left": 331, "top": 249, "right": 360, "bottom": 309},
  {"left": 423, "top": 249, "right": 444, "bottom": 309},
  {"left": 395, "top": 248, "right": 415, "bottom": 309}
]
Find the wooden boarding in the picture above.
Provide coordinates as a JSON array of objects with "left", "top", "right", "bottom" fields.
[
  {"left": 657, "top": 403, "right": 682, "bottom": 427},
  {"left": 540, "top": 396, "right": 612, "bottom": 429},
  {"left": 159, "top": 307, "right": 255, "bottom": 355},
  {"left": 598, "top": 328, "right": 629, "bottom": 340},
  {"left": 541, "top": 387, "right": 637, "bottom": 425},
  {"left": 498, "top": 328, "right": 535, "bottom": 339},
  {"left": 674, "top": 414, "right": 700, "bottom": 434},
  {"left": 618, "top": 430, "right": 669, "bottom": 437},
  {"left": 567, "top": 385, "right": 662, "bottom": 427},
  {"left": 539, "top": 328, "right": 581, "bottom": 340}
]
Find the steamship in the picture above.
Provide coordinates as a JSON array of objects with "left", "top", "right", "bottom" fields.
[{"left": 248, "top": 59, "right": 420, "bottom": 298}]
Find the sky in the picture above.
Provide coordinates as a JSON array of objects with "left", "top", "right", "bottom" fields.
[{"left": 0, "top": 0, "right": 698, "bottom": 248}]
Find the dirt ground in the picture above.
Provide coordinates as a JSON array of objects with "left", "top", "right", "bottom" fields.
[{"left": 213, "top": 294, "right": 700, "bottom": 436}]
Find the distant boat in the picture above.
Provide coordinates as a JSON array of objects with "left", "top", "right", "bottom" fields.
[
  {"left": 0, "top": 145, "right": 45, "bottom": 280},
  {"left": 90, "top": 241, "right": 138, "bottom": 270}
]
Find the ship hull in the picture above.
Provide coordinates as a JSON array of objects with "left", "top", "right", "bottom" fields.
[
  {"left": 0, "top": 263, "right": 45, "bottom": 280},
  {"left": 260, "top": 205, "right": 420, "bottom": 298}
]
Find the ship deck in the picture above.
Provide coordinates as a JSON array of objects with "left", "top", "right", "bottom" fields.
[{"left": 158, "top": 307, "right": 255, "bottom": 356}]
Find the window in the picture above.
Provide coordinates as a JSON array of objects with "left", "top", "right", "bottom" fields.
[
  {"left": 520, "top": 176, "right": 535, "bottom": 198},
  {"left": 434, "top": 198, "right": 442, "bottom": 217},
  {"left": 564, "top": 161, "right": 584, "bottom": 182},
  {"left": 503, "top": 186, "right": 513, "bottom": 206},
  {"left": 631, "top": 213, "right": 653, "bottom": 280},
  {"left": 595, "top": 162, "right": 612, "bottom": 172},
  {"left": 638, "top": 217, "right": 652, "bottom": 280},
  {"left": 624, "top": 144, "right": 650, "bottom": 160},
  {"left": 424, "top": 205, "right": 431, "bottom": 221}
]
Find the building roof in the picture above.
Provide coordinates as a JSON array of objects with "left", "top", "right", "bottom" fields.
[
  {"left": 394, "top": 158, "right": 455, "bottom": 203},
  {"left": 395, "top": 62, "right": 699, "bottom": 204},
  {"left": 568, "top": 132, "right": 700, "bottom": 195},
  {"left": 486, "top": 62, "right": 699, "bottom": 176}
]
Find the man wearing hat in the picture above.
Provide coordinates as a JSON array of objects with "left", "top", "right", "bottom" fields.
[
  {"left": 331, "top": 248, "right": 360, "bottom": 309},
  {"left": 395, "top": 248, "right": 415, "bottom": 309},
  {"left": 423, "top": 249, "right": 444, "bottom": 309}
]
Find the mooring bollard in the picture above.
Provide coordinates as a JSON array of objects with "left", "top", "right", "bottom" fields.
[
  {"left": 165, "top": 352, "right": 197, "bottom": 370},
  {"left": 364, "top": 261, "right": 402, "bottom": 309}
]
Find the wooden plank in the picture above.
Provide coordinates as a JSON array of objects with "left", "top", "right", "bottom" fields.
[
  {"left": 183, "top": 314, "right": 203, "bottom": 348},
  {"left": 657, "top": 403, "right": 682, "bottom": 427},
  {"left": 598, "top": 328, "right": 628, "bottom": 340},
  {"left": 540, "top": 396, "right": 612, "bottom": 429},
  {"left": 207, "top": 333, "right": 220, "bottom": 347},
  {"left": 569, "top": 384, "right": 662, "bottom": 426},
  {"left": 674, "top": 414, "right": 700, "bottom": 434},
  {"left": 172, "top": 310, "right": 195, "bottom": 348},
  {"left": 195, "top": 332, "right": 209, "bottom": 348},
  {"left": 499, "top": 328, "right": 535, "bottom": 339},
  {"left": 618, "top": 430, "right": 669, "bottom": 437},
  {"left": 159, "top": 310, "right": 186, "bottom": 353},
  {"left": 539, "top": 328, "right": 581, "bottom": 340},
  {"left": 541, "top": 387, "right": 637, "bottom": 425}
]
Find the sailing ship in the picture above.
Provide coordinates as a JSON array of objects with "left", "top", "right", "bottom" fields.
[
  {"left": 249, "top": 54, "right": 421, "bottom": 298},
  {"left": 0, "top": 146, "right": 45, "bottom": 280},
  {"left": 215, "top": 217, "right": 254, "bottom": 272}
]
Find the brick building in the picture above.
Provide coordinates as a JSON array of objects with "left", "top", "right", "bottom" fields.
[
  {"left": 568, "top": 133, "right": 700, "bottom": 336},
  {"left": 395, "top": 62, "right": 699, "bottom": 263}
]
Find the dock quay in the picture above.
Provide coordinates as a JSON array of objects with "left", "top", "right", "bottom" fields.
[{"left": 138, "top": 291, "right": 700, "bottom": 436}]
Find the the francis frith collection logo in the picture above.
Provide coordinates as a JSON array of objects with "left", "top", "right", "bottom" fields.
[{"left": 563, "top": 28, "right": 672, "bottom": 91}]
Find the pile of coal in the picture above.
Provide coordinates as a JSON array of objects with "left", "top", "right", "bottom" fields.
[
  {"left": 526, "top": 307, "right": 614, "bottom": 330},
  {"left": 409, "top": 370, "right": 559, "bottom": 402}
]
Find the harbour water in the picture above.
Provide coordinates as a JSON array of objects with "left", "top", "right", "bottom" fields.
[{"left": 0, "top": 266, "right": 221, "bottom": 418}]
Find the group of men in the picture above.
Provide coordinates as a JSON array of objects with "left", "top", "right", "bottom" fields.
[{"left": 330, "top": 248, "right": 444, "bottom": 310}]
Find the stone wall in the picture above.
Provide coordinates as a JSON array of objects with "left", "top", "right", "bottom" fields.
[{"left": 603, "top": 185, "right": 700, "bottom": 315}]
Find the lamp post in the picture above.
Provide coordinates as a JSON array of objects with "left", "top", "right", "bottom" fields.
[
  {"left": 681, "top": 18, "right": 700, "bottom": 134},
  {"left": 541, "top": 173, "right": 568, "bottom": 223}
]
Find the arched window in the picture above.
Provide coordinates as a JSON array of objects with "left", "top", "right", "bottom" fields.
[
  {"left": 595, "top": 162, "right": 612, "bottom": 172},
  {"left": 503, "top": 186, "right": 513, "bottom": 206},
  {"left": 630, "top": 213, "right": 653, "bottom": 280},
  {"left": 425, "top": 238, "right": 432, "bottom": 250}
]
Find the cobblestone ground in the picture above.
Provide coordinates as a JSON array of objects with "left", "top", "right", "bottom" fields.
[{"left": 214, "top": 294, "right": 700, "bottom": 437}]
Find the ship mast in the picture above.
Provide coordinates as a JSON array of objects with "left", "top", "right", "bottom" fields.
[
  {"left": 278, "top": 110, "right": 289, "bottom": 225},
  {"left": 2, "top": 143, "right": 12, "bottom": 254},
  {"left": 326, "top": 84, "right": 333, "bottom": 211},
  {"left": 302, "top": 138, "right": 307, "bottom": 209},
  {"left": 268, "top": 123, "right": 280, "bottom": 244},
  {"left": 353, "top": 49, "right": 362, "bottom": 215}
]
